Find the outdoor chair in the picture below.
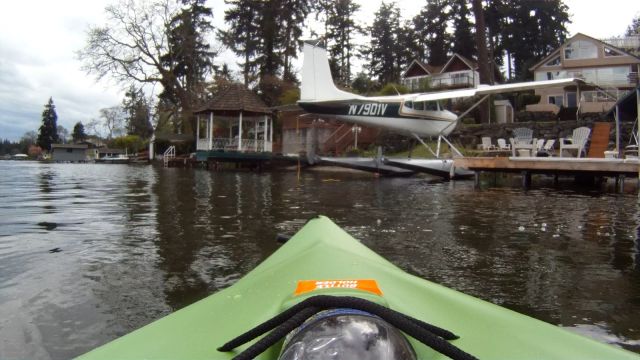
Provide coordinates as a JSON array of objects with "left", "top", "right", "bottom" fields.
[
  {"left": 559, "top": 127, "right": 591, "bottom": 158},
  {"left": 510, "top": 128, "right": 535, "bottom": 157},
  {"left": 512, "top": 128, "right": 533, "bottom": 144},
  {"left": 537, "top": 139, "right": 556, "bottom": 157},
  {"left": 480, "top": 136, "right": 496, "bottom": 151},
  {"left": 497, "top": 138, "right": 510, "bottom": 151}
]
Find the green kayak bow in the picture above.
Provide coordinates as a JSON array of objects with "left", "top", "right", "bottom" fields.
[{"left": 78, "top": 216, "right": 639, "bottom": 360}]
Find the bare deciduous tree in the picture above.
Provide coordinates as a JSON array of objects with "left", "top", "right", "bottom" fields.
[
  {"left": 78, "top": 0, "right": 198, "bottom": 134},
  {"left": 99, "top": 106, "right": 125, "bottom": 139}
]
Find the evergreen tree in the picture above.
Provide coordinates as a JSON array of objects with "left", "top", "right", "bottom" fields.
[
  {"left": 123, "top": 86, "right": 154, "bottom": 139},
  {"left": 450, "top": 0, "right": 476, "bottom": 59},
  {"left": 278, "top": 0, "right": 314, "bottom": 82},
  {"left": 471, "top": 0, "right": 491, "bottom": 123},
  {"left": 368, "top": 2, "right": 402, "bottom": 84},
  {"left": 256, "top": 1, "right": 281, "bottom": 79},
  {"left": 500, "top": 1, "right": 570, "bottom": 80},
  {"left": 72, "top": 122, "right": 87, "bottom": 143},
  {"left": 160, "top": 0, "right": 215, "bottom": 134},
  {"left": 414, "top": 0, "right": 451, "bottom": 65},
  {"left": 484, "top": 0, "right": 510, "bottom": 76},
  {"left": 396, "top": 20, "right": 419, "bottom": 74},
  {"left": 324, "top": 0, "right": 362, "bottom": 85},
  {"left": 37, "top": 98, "right": 60, "bottom": 151},
  {"left": 626, "top": 15, "right": 640, "bottom": 35},
  {"left": 219, "top": 0, "right": 262, "bottom": 86}
]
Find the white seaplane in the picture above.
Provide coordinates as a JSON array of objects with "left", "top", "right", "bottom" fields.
[{"left": 297, "top": 42, "right": 583, "bottom": 178}]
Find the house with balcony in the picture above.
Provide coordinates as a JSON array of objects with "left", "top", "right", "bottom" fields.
[
  {"left": 402, "top": 54, "right": 482, "bottom": 92},
  {"left": 527, "top": 33, "right": 640, "bottom": 114}
]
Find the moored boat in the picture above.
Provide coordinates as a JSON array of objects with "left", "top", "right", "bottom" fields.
[
  {"left": 78, "top": 216, "right": 640, "bottom": 359},
  {"left": 95, "top": 154, "right": 130, "bottom": 164}
]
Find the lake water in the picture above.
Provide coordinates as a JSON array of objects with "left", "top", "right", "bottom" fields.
[{"left": 0, "top": 161, "right": 639, "bottom": 359}]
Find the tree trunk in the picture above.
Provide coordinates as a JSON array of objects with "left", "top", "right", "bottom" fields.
[{"left": 471, "top": 0, "right": 491, "bottom": 123}]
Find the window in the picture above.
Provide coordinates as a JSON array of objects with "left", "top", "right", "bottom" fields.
[
  {"left": 544, "top": 56, "right": 561, "bottom": 66},
  {"left": 567, "top": 92, "right": 577, "bottom": 107},
  {"left": 425, "top": 101, "right": 439, "bottom": 111},
  {"left": 596, "top": 66, "right": 630, "bottom": 85},
  {"left": 538, "top": 70, "right": 567, "bottom": 81},
  {"left": 564, "top": 40, "right": 597, "bottom": 59},
  {"left": 548, "top": 95, "right": 563, "bottom": 106},
  {"left": 604, "top": 47, "right": 624, "bottom": 57}
]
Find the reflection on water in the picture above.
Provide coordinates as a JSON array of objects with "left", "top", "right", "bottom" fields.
[{"left": 0, "top": 161, "right": 638, "bottom": 359}]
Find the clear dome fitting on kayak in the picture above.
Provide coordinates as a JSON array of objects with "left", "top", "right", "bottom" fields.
[{"left": 278, "top": 309, "right": 417, "bottom": 360}]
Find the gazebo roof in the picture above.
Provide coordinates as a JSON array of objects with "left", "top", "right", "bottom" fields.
[{"left": 195, "top": 83, "right": 271, "bottom": 115}]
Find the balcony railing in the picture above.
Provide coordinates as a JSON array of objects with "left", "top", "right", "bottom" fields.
[
  {"left": 581, "top": 89, "right": 631, "bottom": 103},
  {"left": 403, "top": 72, "right": 477, "bottom": 91},
  {"left": 601, "top": 35, "right": 640, "bottom": 50}
]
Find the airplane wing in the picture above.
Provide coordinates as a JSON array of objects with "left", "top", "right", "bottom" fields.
[{"left": 413, "top": 78, "right": 584, "bottom": 102}]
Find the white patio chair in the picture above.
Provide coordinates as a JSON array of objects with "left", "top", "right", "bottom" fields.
[
  {"left": 481, "top": 136, "right": 496, "bottom": 150},
  {"left": 497, "top": 138, "right": 511, "bottom": 150},
  {"left": 512, "top": 128, "right": 533, "bottom": 144},
  {"left": 543, "top": 139, "right": 556, "bottom": 156},
  {"left": 536, "top": 139, "right": 556, "bottom": 156},
  {"left": 559, "top": 127, "right": 591, "bottom": 158}
]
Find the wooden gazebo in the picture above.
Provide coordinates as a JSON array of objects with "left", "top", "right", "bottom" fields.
[{"left": 194, "top": 84, "right": 273, "bottom": 155}]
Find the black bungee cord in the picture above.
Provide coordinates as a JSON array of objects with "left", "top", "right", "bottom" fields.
[{"left": 218, "top": 295, "right": 478, "bottom": 360}]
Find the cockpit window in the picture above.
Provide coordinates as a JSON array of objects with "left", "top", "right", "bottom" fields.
[
  {"left": 406, "top": 100, "right": 440, "bottom": 112},
  {"left": 425, "top": 101, "right": 439, "bottom": 111}
]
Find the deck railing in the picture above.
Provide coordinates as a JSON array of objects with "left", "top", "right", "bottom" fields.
[
  {"left": 197, "top": 139, "right": 209, "bottom": 150},
  {"left": 197, "top": 137, "right": 271, "bottom": 152},
  {"left": 163, "top": 146, "right": 175, "bottom": 167}
]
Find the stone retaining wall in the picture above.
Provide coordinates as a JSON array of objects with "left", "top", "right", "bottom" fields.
[{"left": 451, "top": 112, "right": 635, "bottom": 150}]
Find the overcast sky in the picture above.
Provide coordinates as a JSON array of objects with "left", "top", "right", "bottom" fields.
[{"left": 0, "top": 0, "right": 638, "bottom": 141}]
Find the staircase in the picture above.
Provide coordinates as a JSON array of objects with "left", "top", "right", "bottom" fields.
[
  {"left": 322, "top": 124, "right": 352, "bottom": 155},
  {"left": 587, "top": 122, "right": 611, "bottom": 158},
  {"left": 321, "top": 124, "right": 381, "bottom": 155},
  {"left": 163, "top": 146, "right": 175, "bottom": 167}
]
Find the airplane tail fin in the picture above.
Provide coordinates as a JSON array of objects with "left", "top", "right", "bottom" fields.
[{"left": 300, "top": 42, "right": 357, "bottom": 102}]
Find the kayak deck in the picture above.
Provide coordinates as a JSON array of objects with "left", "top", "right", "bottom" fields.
[{"left": 78, "top": 216, "right": 639, "bottom": 359}]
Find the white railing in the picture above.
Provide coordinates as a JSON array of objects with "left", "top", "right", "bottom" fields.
[
  {"left": 403, "top": 71, "right": 477, "bottom": 91},
  {"left": 163, "top": 145, "right": 175, "bottom": 167},
  {"left": 601, "top": 35, "right": 640, "bottom": 50},
  {"left": 240, "top": 139, "right": 265, "bottom": 152},
  {"left": 198, "top": 137, "right": 271, "bottom": 152},
  {"left": 582, "top": 89, "right": 631, "bottom": 103},
  {"left": 196, "top": 139, "right": 209, "bottom": 150}
]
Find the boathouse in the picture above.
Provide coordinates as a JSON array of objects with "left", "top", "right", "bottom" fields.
[
  {"left": 194, "top": 84, "right": 273, "bottom": 165},
  {"left": 50, "top": 144, "right": 89, "bottom": 162}
]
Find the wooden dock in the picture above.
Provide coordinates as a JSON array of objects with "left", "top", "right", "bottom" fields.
[{"left": 454, "top": 156, "right": 640, "bottom": 191}]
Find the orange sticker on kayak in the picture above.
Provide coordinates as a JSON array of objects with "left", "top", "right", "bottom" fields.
[{"left": 294, "top": 279, "right": 382, "bottom": 296}]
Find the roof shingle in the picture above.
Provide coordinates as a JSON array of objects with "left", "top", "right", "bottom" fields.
[{"left": 195, "top": 83, "right": 271, "bottom": 115}]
